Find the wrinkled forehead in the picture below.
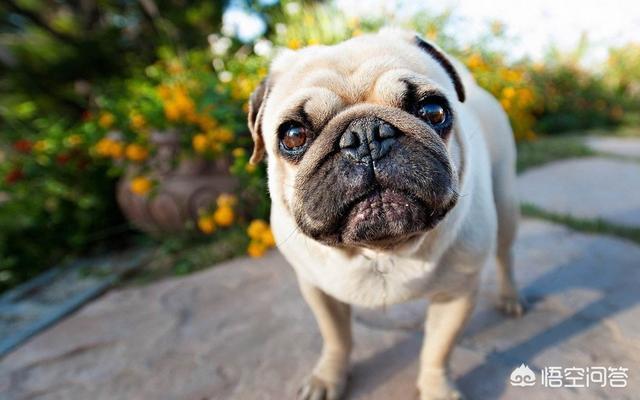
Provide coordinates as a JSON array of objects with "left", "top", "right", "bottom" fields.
[{"left": 267, "top": 34, "right": 456, "bottom": 108}]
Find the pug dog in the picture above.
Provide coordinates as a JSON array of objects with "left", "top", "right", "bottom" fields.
[{"left": 247, "top": 28, "right": 525, "bottom": 400}]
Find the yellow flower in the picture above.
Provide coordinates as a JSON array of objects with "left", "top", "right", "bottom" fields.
[
  {"left": 95, "top": 138, "right": 113, "bottom": 157},
  {"left": 247, "top": 219, "right": 269, "bottom": 239},
  {"left": 426, "top": 26, "right": 438, "bottom": 40},
  {"left": 216, "top": 193, "right": 237, "bottom": 208},
  {"left": 98, "top": 112, "right": 115, "bottom": 129},
  {"left": 130, "top": 176, "right": 153, "bottom": 195},
  {"left": 466, "top": 53, "right": 484, "bottom": 70},
  {"left": 232, "top": 147, "right": 246, "bottom": 158},
  {"left": 198, "top": 114, "right": 217, "bottom": 131},
  {"left": 213, "top": 127, "right": 234, "bottom": 143},
  {"left": 96, "top": 137, "right": 124, "bottom": 158},
  {"left": 245, "top": 163, "right": 257, "bottom": 173},
  {"left": 517, "top": 88, "right": 535, "bottom": 106},
  {"left": 167, "top": 60, "right": 184, "bottom": 74},
  {"left": 110, "top": 141, "right": 124, "bottom": 158},
  {"left": 157, "top": 84, "right": 172, "bottom": 99},
  {"left": 213, "top": 206, "right": 234, "bottom": 227},
  {"left": 192, "top": 134, "right": 208, "bottom": 153},
  {"left": 125, "top": 144, "right": 149, "bottom": 162},
  {"left": 34, "top": 140, "right": 50, "bottom": 153},
  {"left": 164, "top": 101, "right": 181, "bottom": 121},
  {"left": 287, "top": 38, "right": 302, "bottom": 49},
  {"left": 197, "top": 215, "right": 216, "bottom": 234},
  {"left": 247, "top": 240, "right": 268, "bottom": 258},
  {"left": 501, "top": 87, "right": 516, "bottom": 100},
  {"left": 307, "top": 37, "right": 320, "bottom": 45},
  {"left": 130, "top": 113, "right": 147, "bottom": 131},
  {"left": 259, "top": 229, "right": 276, "bottom": 247},
  {"left": 65, "top": 134, "right": 83, "bottom": 147},
  {"left": 211, "top": 142, "right": 224, "bottom": 153}
]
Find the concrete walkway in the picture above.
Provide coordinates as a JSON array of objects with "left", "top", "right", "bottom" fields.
[
  {"left": 518, "top": 157, "right": 640, "bottom": 227},
  {"left": 1, "top": 218, "right": 639, "bottom": 399},
  {"left": 2, "top": 137, "right": 640, "bottom": 400}
]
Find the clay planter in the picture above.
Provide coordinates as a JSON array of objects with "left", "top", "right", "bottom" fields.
[{"left": 116, "top": 131, "right": 237, "bottom": 235}]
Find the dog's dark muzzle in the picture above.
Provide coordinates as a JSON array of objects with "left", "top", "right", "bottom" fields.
[{"left": 339, "top": 117, "right": 399, "bottom": 163}]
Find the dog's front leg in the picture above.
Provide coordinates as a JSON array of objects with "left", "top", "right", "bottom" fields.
[
  {"left": 418, "top": 291, "right": 476, "bottom": 400},
  {"left": 297, "top": 279, "right": 352, "bottom": 400}
]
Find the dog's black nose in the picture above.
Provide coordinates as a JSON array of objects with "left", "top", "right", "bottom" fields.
[{"left": 339, "top": 117, "right": 398, "bottom": 163}]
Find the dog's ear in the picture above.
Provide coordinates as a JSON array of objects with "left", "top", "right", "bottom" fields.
[
  {"left": 414, "top": 36, "right": 466, "bottom": 103},
  {"left": 247, "top": 77, "right": 270, "bottom": 164}
]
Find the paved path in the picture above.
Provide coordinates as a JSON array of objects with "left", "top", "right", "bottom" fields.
[
  {"left": 1, "top": 219, "right": 639, "bottom": 400},
  {"left": 587, "top": 136, "right": 640, "bottom": 159},
  {"left": 518, "top": 157, "right": 640, "bottom": 227}
]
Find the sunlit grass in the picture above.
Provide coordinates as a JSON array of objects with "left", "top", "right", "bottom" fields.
[
  {"left": 516, "top": 135, "right": 596, "bottom": 172},
  {"left": 521, "top": 203, "right": 640, "bottom": 245}
]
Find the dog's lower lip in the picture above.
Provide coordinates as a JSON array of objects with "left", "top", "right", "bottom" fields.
[{"left": 338, "top": 189, "right": 427, "bottom": 245}]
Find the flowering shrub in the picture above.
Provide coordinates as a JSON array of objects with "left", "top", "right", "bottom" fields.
[
  {"left": 0, "top": 120, "right": 123, "bottom": 291},
  {"left": 88, "top": 49, "right": 273, "bottom": 254},
  {"left": 1, "top": 1, "right": 638, "bottom": 292}
]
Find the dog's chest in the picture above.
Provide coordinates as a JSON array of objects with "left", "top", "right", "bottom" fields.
[{"left": 292, "top": 246, "right": 443, "bottom": 307}]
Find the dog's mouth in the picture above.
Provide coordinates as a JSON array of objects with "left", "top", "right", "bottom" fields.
[{"left": 323, "top": 189, "right": 455, "bottom": 250}]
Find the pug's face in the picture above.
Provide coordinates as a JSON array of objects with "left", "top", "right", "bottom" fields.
[{"left": 248, "top": 30, "right": 466, "bottom": 250}]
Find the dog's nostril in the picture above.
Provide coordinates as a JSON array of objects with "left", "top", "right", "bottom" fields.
[
  {"left": 339, "top": 130, "right": 359, "bottom": 149},
  {"left": 377, "top": 123, "right": 397, "bottom": 141},
  {"left": 339, "top": 117, "right": 398, "bottom": 162}
]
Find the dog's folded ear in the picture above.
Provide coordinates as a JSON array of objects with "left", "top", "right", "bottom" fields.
[
  {"left": 414, "top": 36, "right": 466, "bottom": 103},
  {"left": 247, "top": 78, "right": 270, "bottom": 164}
]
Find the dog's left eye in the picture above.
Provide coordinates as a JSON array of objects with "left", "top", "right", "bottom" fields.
[
  {"left": 279, "top": 123, "right": 309, "bottom": 152},
  {"left": 416, "top": 97, "right": 451, "bottom": 129}
]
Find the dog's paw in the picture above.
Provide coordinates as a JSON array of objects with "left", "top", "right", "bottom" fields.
[
  {"left": 297, "top": 375, "right": 346, "bottom": 400},
  {"left": 497, "top": 294, "right": 526, "bottom": 317},
  {"left": 418, "top": 369, "right": 464, "bottom": 400}
]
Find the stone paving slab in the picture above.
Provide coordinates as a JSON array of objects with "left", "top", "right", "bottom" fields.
[
  {"left": 518, "top": 157, "right": 640, "bottom": 228},
  {"left": 1, "top": 219, "right": 639, "bottom": 400},
  {"left": 587, "top": 136, "right": 640, "bottom": 159},
  {"left": 0, "top": 249, "right": 151, "bottom": 358}
]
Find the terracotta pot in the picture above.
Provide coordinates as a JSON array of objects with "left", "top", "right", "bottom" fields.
[{"left": 116, "top": 131, "right": 237, "bottom": 235}]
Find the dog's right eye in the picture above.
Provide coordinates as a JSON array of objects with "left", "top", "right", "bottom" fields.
[{"left": 279, "top": 122, "right": 309, "bottom": 152}]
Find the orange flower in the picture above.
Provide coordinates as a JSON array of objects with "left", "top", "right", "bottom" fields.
[
  {"left": 110, "top": 141, "right": 124, "bottom": 159},
  {"left": 466, "top": 53, "right": 484, "bottom": 70},
  {"left": 125, "top": 144, "right": 149, "bottom": 162},
  {"left": 65, "top": 135, "right": 83, "bottom": 147},
  {"left": 130, "top": 176, "right": 153, "bottom": 195},
  {"left": 130, "top": 113, "right": 147, "bottom": 131},
  {"left": 259, "top": 229, "right": 276, "bottom": 247},
  {"left": 287, "top": 38, "right": 302, "bottom": 49},
  {"left": 247, "top": 219, "right": 269, "bottom": 239},
  {"left": 232, "top": 148, "right": 246, "bottom": 158},
  {"left": 197, "top": 215, "right": 216, "bottom": 234},
  {"left": 216, "top": 193, "right": 237, "bottom": 208},
  {"left": 213, "top": 206, "right": 234, "bottom": 227},
  {"left": 192, "top": 134, "right": 208, "bottom": 153},
  {"left": 98, "top": 112, "right": 115, "bottom": 129},
  {"left": 213, "top": 127, "right": 234, "bottom": 143},
  {"left": 164, "top": 101, "right": 181, "bottom": 121},
  {"left": 247, "top": 240, "right": 268, "bottom": 258}
]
